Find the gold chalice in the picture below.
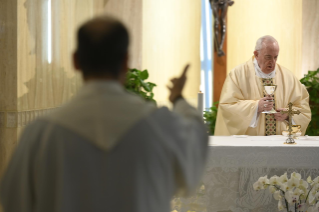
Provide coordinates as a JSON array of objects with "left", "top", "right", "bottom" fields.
[
  {"left": 287, "top": 125, "right": 301, "bottom": 134},
  {"left": 286, "top": 125, "right": 301, "bottom": 138},
  {"left": 262, "top": 84, "right": 277, "bottom": 114}
]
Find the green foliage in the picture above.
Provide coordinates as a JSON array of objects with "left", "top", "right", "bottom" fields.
[
  {"left": 203, "top": 102, "right": 219, "bottom": 135},
  {"left": 300, "top": 68, "right": 319, "bottom": 136},
  {"left": 125, "top": 68, "right": 157, "bottom": 104}
]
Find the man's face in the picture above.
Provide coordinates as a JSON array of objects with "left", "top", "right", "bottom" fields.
[{"left": 254, "top": 42, "right": 279, "bottom": 74}]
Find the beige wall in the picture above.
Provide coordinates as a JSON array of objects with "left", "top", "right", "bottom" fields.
[
  {"left": 302, "top": 0, "right": 319, "bottom": 76},
  {"left": 142, "top": 0, "right": 201, "bottom": 106},
  {"left": 227, "top": 0, "right": 302, "bottom": 78}
]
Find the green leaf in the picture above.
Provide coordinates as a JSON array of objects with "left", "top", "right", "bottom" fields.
[
  {"left": 202, "top": 101, "right": 219, "bottom": 135},
  {"left": 125, "top": 68, "right": 157, "bottom": 104},
  {"left": 140, "top": 70, "right": 149, "bottom": 80},
  {"left": 300, "top": 68, "right": 319, "bottom": 135},
  {"left": 140, "top": 79, "right": 150, "bottom": 92}
]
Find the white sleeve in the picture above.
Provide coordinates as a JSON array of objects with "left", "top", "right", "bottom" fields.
[
  {"left": 0, "top": 122, "right": 40, "bottom": 212},
  {"left": 292, "top": 118, "right": 296, "bottom": 125},
  {"left": 249, "top": 104, "right": 261, "bottom": 128},
  {"left": 173, "top": 98, "right": 203, "bottom": 122},
  {"left": 171, "top": 98, "right": 209, "bottom": 197}
]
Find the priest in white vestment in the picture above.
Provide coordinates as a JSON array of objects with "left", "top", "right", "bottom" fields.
[
  {"left": 0, "top": 16, "right": 208, "bottom": 212},
  {"left": 215, "top": 35, "right": 311, "bottom": 136}
]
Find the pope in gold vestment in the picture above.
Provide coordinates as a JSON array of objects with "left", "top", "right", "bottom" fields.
[{"left": 215, "top": 57, "right": 311, "bottom": 136}]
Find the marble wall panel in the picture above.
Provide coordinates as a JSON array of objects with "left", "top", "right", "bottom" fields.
[
  {"left": 302, "top": 0, "right": 319, "bottom": 76},
  {"left": 0, "top": 0, "right": 18, "bottom": 111},
  {"left": 17, "top": 0, "right": 90, "bottom": 112},
  {"left": 0, "top": 1, "right": 18, "bottom": 207}
]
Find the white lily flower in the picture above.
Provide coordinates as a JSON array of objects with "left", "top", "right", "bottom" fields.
[
  {"left": 278, "top": 200, "right": 285, "bottom": 211},
  {"left": 257, "top": 175, "right": 269, "bottom": 185},
  {"left": 309, "top": 202, "right": 319, "bottom": 212},
  {"left": 308, "top": 176, "right": 312, "bottom": 183},
  {"left": 285, "top": 190, "right": 299, "bottom": 204},
  {"left": 285, "top": 191, "right": 294, "bottom": 204},
  {"left": 280, "top": 183, "right": 291, "bottom": 192},
  {"left": 291, "top": 172, "right": 301, "bottom": 180},
  {"left": 298, "top": 179, "right": 309, "bottom": 190},
  {"left": 270, "top": 175, "right": 281, "bottom": 186},
  {"left": 299, "top": 192, "right": 306, "bottom": 200},
  {"left": 313, "top": 176, "right": 319, "bottom": 184},
  {"left": 253, "top": 181, "right": 264, "bottom": 191},
  {"left": 299, "top": 183, "right": 309, "bottom": 196},
  {"left": 279, "top": 173, "right": 288, "bottom": 184},
  {"left": 288, "top": 177, "right": 300, "bottom": 188},
  {"left": 308, "top": 192, "right": 316, "bottom": 205},
  {"left": 293, "top": 188, "right": 303, "bottom": 196},
  {"left": 269, "top": 186, "right": 276, "bottom": 194},
  {"left": 308, "top": 206, "right": 315, "bottom": 212},
  {"left": 273, "top": 190, "right": 282, "bottom": 200},
  {"left": 298, "top": 203, "right": 307, "bottom": 211}
]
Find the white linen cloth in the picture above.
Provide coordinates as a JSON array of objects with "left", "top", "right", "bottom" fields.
[
  {"left": 172, "top": 136, "right": 319, "bottom": 212},
  {"left": 0, "top": 81, "right": 208, "bottom": 212}
]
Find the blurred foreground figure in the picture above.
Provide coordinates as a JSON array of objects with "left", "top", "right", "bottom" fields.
[{"left": 0, "top": 16, "right": 208, "bottom": 212}]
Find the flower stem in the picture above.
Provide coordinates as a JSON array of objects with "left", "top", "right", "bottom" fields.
[
  {"left": 284, "top": 199, "right": 289, "bottom": 211},
  {"left": 305, "top": 185, "right": 314, "bottom": 202}
]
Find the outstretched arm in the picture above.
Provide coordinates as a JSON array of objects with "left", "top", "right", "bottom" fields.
[{"left": 167, "top": 65, "right": 208, "bottom": 196}]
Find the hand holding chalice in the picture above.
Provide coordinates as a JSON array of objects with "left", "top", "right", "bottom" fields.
[{"left": 262, "top": 84, "right": 277, "bottom": 114}]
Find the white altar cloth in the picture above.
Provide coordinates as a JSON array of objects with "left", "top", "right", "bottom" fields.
[
  {"left": 207, "top": 136, "right": 319, "bottom": 169},
  {"left": 172, "top": 136, "right": 319, "bottom": 212}
]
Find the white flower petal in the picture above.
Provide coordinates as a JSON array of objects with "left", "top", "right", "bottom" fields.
[
  {"left": 291, "top": 172, "right": 301, "bottom": 180},
  {"left": 307, "top": 176, "right": 312, "bottom": 183},
  {"left": 269, "top": 186, "right": 276, "bottom": 194},
  {"left": 273, "top": 190, "right": 282, "bottom": 200}
]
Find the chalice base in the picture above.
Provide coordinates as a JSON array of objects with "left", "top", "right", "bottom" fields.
[{"left": 284, "top": 136, "right": 296, "bottom": 145}]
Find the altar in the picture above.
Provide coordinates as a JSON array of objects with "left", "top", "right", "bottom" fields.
[{"left": 172, "top": 136, "right": 319, "bottom": 212}]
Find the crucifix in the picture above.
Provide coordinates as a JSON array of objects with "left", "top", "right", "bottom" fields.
[
  {"left": 210, "top": 0, "right": 234, "bottom": 57},
  {"left": 281, "top": 102, "right": 301, "bottom": 144}
]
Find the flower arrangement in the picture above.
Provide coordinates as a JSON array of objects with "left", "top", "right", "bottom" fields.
[
  {"left": 253, "top": 172, "right": 319, "bottom": 212},
  {"left": 171, "top": 183, "right": 207, "bottom": 212}
]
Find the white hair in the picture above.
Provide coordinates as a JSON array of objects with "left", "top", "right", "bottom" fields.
[{"left": 255, "top": 35, "right": 278, "bottom": 52}]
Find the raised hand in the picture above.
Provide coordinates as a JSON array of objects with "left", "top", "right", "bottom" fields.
[{"left": 167, "top": 64, "right": 190, "bottom": 103}]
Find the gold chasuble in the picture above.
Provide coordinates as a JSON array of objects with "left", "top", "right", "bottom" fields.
[{"left": 215, "top": 57, "right": 311, "bottom": 136}]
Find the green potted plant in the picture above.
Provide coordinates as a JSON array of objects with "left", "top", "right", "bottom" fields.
[
  {"left": 203, "top": 102, "right": 219, "bottom": 135},
  {"left": 300, "top": 68, "right": 319, "bottom": 136},
  {"left": 125, "top": 68, "right": 157, "bottom": 104}
]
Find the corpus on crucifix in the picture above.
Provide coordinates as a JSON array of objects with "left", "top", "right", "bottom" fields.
[
  {"left": 281, "top": 102, "right": 301, "bottom": 144},
  {"left": 210, "top": 0, "right": 234, "bottom": 57}
]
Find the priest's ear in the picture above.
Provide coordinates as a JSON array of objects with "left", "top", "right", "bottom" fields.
[
  {"left": 118, "top": 52, "right": 129, "bottom": 85},
  {"left": 73, "top": 51, "right": 81, "bottom": 71},
  {"left": 253, "top": 50, "right": 259, "bottom": 59}
]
